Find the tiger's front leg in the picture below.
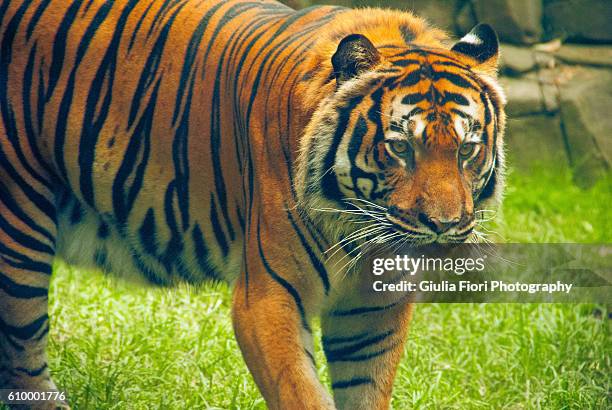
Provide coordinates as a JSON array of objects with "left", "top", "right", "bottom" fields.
[
  {"left": 321, "top": 285, "right": 414, "bottom": 410},
  {"left": 232, "top": 221, "right": 335, "bottom": 410},
  {"left": 0, "top": 160, "right": 67, "bottom": 409}
]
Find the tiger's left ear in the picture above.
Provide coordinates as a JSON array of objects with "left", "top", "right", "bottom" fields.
[
  {"left": 451, "top": 24, "right": 499, "bottom": 75},
  {"left": 332, "top": 34, "right": 381, "bottom": 86}
]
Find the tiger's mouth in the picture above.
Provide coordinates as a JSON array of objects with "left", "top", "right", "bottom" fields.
[
  {"left": 386, "top": 215, "right": 475, "bottom": 245},
  {"left": 323, "top": 198, "right": 477, "bottom": 246}
]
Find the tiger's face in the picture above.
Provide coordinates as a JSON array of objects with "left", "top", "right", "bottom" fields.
[{"left": 299, "top": 24, "right": 505, "bottom": 246}]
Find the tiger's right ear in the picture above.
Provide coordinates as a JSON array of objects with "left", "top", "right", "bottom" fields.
[
  {"left": 451, "top": 24, "right": 499, "bottom": 75},
  {"left": 332, "top": 34, "right": 381, "bottom": 86}
]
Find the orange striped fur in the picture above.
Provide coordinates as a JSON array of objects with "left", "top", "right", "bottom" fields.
[{"left": 0, "top": 1, "right": 505, "bottom": 408}]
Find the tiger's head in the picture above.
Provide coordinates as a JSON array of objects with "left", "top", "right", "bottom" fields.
[{"left": 297, "top": 21, "right": 506, "bottom": 247}]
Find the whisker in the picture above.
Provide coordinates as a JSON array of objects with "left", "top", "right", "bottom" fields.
[
  {"left": 325, "top": 224, "right": 388, "bottom": 255},
  {"left": 336, "top": 229, "right": 401, "bottom": 276},
  {"left": 310, "top": 165, "right": 335, "bottom": 185},
  {"left": 343, "top": 197, "right": 387, "bottom": 211}
]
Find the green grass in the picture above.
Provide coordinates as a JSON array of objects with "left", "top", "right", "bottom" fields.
[
  {"left": 8, "top": 168, "right": 612, "bottom": 409},
  {"left": 492, "top": 167, "right": 611, "bottom": 243}
]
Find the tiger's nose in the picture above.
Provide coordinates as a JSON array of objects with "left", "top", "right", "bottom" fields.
[{"left": 418, "top": 213, "right": 461, "bottom": 234}]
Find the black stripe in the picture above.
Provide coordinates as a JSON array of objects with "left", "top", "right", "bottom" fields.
[
  {"left": 69, "top": 200, "right": 83, "bottom": 224},
  {"left": 391, "top": 58, "right": 420, "bottom": 67},
  {"left": 401, "top": 93, "right": 426, "bottom": 105},
  {"left": 328, "top": 343, "right": 396, "bottom": 363},
  {"left": 97, "top": 221, "right": 110, "bottom": 239},
  {"left": 2, "top": 254, "right": 52, "bottom": 276},
  {"left": 47, "top": 0, "right": 82, "bottom": 101},
  {"left": 392, "top": 48, "right": 469, "bottom": 67},
  {"left": 156, "top": 182, "right": 187, "bottom": 279},
  {"left": 321, "top": 94, "right": 364, "bottom": 201},
  {"left": 305, "top": 349, "right": 316, "bottom": 367},
  {"left": 131, "top": 250, "right": 167, "bottom": 286},
  {"left": 397, "top": 69, "right": 422, "bottom": 88},
  {"left": 138, "top": 208, "right": 158, "bottom": 255},
  {"left": 0, "top": 212, "right": 53, "bottom": 255},
  {"left": 324, "top": 330, "right": 393, "bottom": 362},
  {"left": 146, "top": 0, "right": 181, "bottom": 38},
  {"left": 330, "top": 300, "right": 400, "bottom": 317},
  {"left": 332, "top": 377, "right": 373, "bottom": 389},
  {"left": 0, "top": 0, "right": 11, "bottom": 25},
  {"left": 480, "top": 92, "right": 492, "bottom": 145},
  {"left": 257, "top": 216, "right": 310, "bottom": 332},
  {"left": 79, "top": 0, "right": 139, "bottom": 206},
  {"left": 0, "top": 242, "right": 50, "bottom": 269},
  {"left": 206, "top": 2, "right": 273, "bottom": 243},
  {"left": 209, "top": 3, "right": 273, "bottom": 244},
  {"left": 171, "top": 0, "right": 227, "bottom": 125},
  {"left": 224, "top": 9, "right": 282, "bottom": 181},
  {"left": 0, "top": 271, "right": 49, "bottom": 299},
  {"left": 21, "top": 43, "right": 54, "bottom": 189},
  {"left": 0, "top": 182, "right": 54, "bottom": 244},
  {"left": 14, "top": 363, "right": 47, "bottom": 377},
  {"left": 128, "top": 1, "right": 187, "bottom": 128},
  {"left": 432, "top": 70, "right": 480, "bottom": 90},
  {"left": 0, "top": 2, "right": 56, "bottom": 197},
  {"left": 0, "top": 144, "right": 56, "bottom": 223},
  {"left": 285, "top": 208, "right": 329, "bottom": 294},
  {"left": 451, "top": 108, "right": 471, "bottom": 119},
  {"left": 127, "top": 1, "right": 155, "bottom": 52},
  {"left": 25, "top": 0, "right": 51, "bottom": 40},
  {"left": 322, "top": 331, "right": 370, "bottom": 346},
  {"left": 192, "top": 223, "right": 221, "bottom": 280},
  {"left": 346, "top": 114, "right": 380, "bottom": 199},
  {"left": 112, "top": 76, "right": 160, "bottom": 223},
  {"left": 210, "top": 195, "right": 229, "bottom": 257},
  {"left": 439, "top": 91, "right": 469, "bottom": 106},
  {"left": 171, "top": 71, "right": 193, "bottom": 232},
  {"left": 0, "top": 314, "right": 47, "bottom": 340},
  {"left": 53, "top": 0, "right": 114, "bottom": 182},
  {"left": 33, "top": 323, "right": 49, "bottom": 342}
]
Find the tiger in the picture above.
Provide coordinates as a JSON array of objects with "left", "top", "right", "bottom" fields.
[{"left": 0, "top": 0, "right": 506, "bottom": 409}]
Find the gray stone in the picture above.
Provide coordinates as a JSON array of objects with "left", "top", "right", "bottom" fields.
[
  {"left": 557, "top": 67, "right": 612, "bottom": 187},
  {"left": 534, "top": 51, "right": 557, "bottom": 70},
  {"left": 472, "top": 0, "right": 543, "bottom": 44},
  {"left": 505, "top": 114, "right": 569, "bottom": 172},
  {"left": 554, "top": 45, "right": 612, "bottom": 68},
  {"left": 500, "top": 44, "right": 536, "bottom": 76},
  {"left": 500, "top": 75, "right": 546, "bottom": 117},
  {"left": 536, "top": 67, "right": 560, "bottom": 113},
  {"left": 544, "top": 0, "right": 612, "bottom": 43},
  {"left": 500, "top": 60, "right": 562, "bottom": 118}
]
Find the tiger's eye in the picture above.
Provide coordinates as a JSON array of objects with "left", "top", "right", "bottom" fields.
[
  {"left": 389, "top": 140, "right": 409, "bottom": 156},
  {"left": 459, "top": 143, "right": 477, "bottom": 158}
]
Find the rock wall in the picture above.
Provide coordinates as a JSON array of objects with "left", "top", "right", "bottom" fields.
[
  {"left": 500, "top": 44, "right": 611, "bottom": 187},
  {"left": 282, "top": 0, "right": 611, "bottom": 187}
]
